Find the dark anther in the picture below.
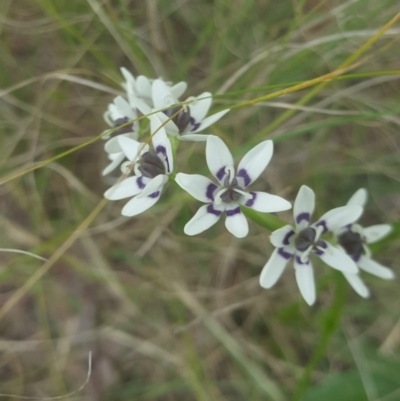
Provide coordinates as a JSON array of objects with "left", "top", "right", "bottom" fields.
[
  {"left": 112, "top": 117, "right": 133, "bottom": 135},
  {"left": 220, "top": 177, "right": 243, "bottom": 203},
  {"left": 338, "top": 231, "right": 364, "bottom": 260},
  {"left": 163, "top": 106, "right": 191, "bottom": 133},
  {"left": 138, "top": 152, "right": 165, "bottom": 178},
  {"left": 295, "top": 227, "right": 316, "bottom": 252}
]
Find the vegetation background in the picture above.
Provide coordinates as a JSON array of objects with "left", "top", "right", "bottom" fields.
[{"left": 0, "top": 0, "right": 400, "bottom": 400}]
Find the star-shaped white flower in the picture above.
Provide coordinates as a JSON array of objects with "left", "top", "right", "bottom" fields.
[
  {"left": 132, "top": 79, "right": 229, "bottom": 142},
  {"left": 335, "top": 188, "right": 394, "bottom": 298},
  {"left": 102, "top": 96, "right": 139, "bottom": 176},
  {"left": 259, "top": 185, "right": 363, "bottom": 305},
  {"left": 121, "top": 67, "right": 187, "bottom": 109},
  {"left": 104, "top": 123, "right": 173, "bottom": 216},
  {"left": 175, "top": 136, "right": 291, "bottom": 238}
]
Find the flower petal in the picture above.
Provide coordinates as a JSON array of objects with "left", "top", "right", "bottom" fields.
[
  {"left": 184, "top": 203, "right": 225, "bottom": 236},
  {"left": 314, "top": 205, "right": 363, "bottom": 234},
  {"left": 121, "top": 192, "right": 162, "bottom": 216},
  {"left": 241, "top": 191, "right": 292, "bottom": 213},
  {"left": 170, "top": 81, "right": 187, "bottom": 99},
  {"left": 152, "top": 79, "right": 178, "bottom": 110},
  {"left": 357, "top": 256, "right": 395, "bottom": 279},
  {"left": 270, "top": 225, "right": 295, "bottom": 248},
  {"left": 224, "top": 204, "right": 248, "bottom": 238},
  {"left": 189, "top": 92, "right": 212, "bottom": 122},
  {"left": 178, "top": 133, "right": 208, "bottom": 142},
  {"left": 117, "top": 136, "right": 145, "bottom": 162},
  {"left": 102, "top": 153, "right": 125, "bottom": 176},
  {"left": 193, "top": 109, "right": 230, "bottom": 133},
  {"left": 315, "top": 241, "right": 358, "bottom": 273},
  {"left": 206, "top": 135, "right": 234, "bottom": 184},
  {"left": 104, "top": 176, "right": 148, "bottom": 200},
  {"left": 293, "top": 185, "right": 315, "bottom": 231},
  {"left": 115, "top": 96, "right": 136, "bottom": 120},
  {"left": 175, "top": 173, "right": 218, "bottom": 203},
  {"left": 236, "top": 140, "right": 273, "bottom": 188},
  {"left": 259, "top": 247, "right": 293, "bottom": 289},
  {"left": 153, "top": 110, "right": 180, "bottom": 135},
  {"left": 363, "top": 224, "right": 392, "bottom": 244},
  {"left": 347, "top": 188, "right": 368, "bottom": 207},
  {"left": 136, "top": 75, "right": 152, "bottom": 99},
  {"left": 343, "top": 273, "right": 370, "bottom": 298},
  {"left": 149, "top": 115, "right": 174, "bottom": 173},
  {"left": 136, "top": 174, "right": 167, "bottom": 199},
  {"left": 294, "top": 258, "right": 316, "bottom": 306}
]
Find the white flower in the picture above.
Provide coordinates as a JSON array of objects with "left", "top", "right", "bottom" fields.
[
  {"left": 335, "top": 188, "right": 394, "bottom": 298},
  {"left": 104, "top": 122, "right": 173, "bottom": 216},
  {"left": 121, "top": 67, "right": 187, "bottom": 109},
  {"left": 132, "top": 79, "right": 229, "bottom": 142},
  {"left": 175, "top": 136, "right": 291, "bottom": 238},
  {"left": 102, "top": 96, "right": 139, "bottom": 175},
  {"left": 259, "top": 185, "right": 363, "bottom": 306}
]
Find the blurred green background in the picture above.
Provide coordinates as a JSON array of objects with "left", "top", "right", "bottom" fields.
[{"left": 0, "top": 0, "right": 400, "bottom": 400}]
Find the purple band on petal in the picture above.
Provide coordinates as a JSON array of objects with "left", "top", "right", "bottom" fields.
[
  {"left": 278, "top": 248, "right": 293, "bottom": 260},
  {"left": 207, "top": 204, "right": 222, "bottom": 216},
  {"left": 315, "top": 220, "right": 328, "bottom": 234},
  {"left": 155, "top": 145, "right": 170, "bottom": 173},
  {"left": 296, "top": 212, "right": 310, "bottom": 225},
  {"left": 237, "top": 169, "right": 251, "bottom": 187},
  {"left": 216, "top": 166, "right": 226, "bottom": 181},
  {"left": 352, "top": 253, "right": 361, "bottom": 262},
  {"left": 137, "top": 176, "right": 146, "bottom": 189},
  {"left": 226, "top": 207, "right": 241, "bottom": 217},
  {"left": 190, "top": 117, "right": 201, "bottom": 132},
  {"left": 245, "top": 192, "right": 256, "bottom": 207},
  {"left": 149, "top": 191, "right": 160, "bottom": 199},
  {"left": 283, "top": 230, "right": 295, "bottom": 245},
  {"left": 313, "top": 240, "right": 328, "bottom": 256},
  {"left": 295, "top": 255, "right": 309, "bottom": 265},
  {"left": 206, "top": 183, "right": 218, "bottom": 201}
]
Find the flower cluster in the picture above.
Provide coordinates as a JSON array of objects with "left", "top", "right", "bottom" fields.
[{"left": 101, "top": 68, "right": 394, "bottom": 306}]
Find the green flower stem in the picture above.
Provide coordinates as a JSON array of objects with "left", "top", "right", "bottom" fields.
[{"left": 241, "top": 208, "right": 287, "bottom": 232}]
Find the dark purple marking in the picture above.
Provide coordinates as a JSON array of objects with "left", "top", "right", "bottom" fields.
[
  {"left": 149, "top": 191, "right": 160, "bottom": 199},
  {"left": 206, "top": 183, "right": 218, "bottom": 201},
  {"left": 245, "top": 192, "right": 256, "bottom": 207},
  {"left": 216, "top": 166, "right": 226, "bottom": 181},
  {"left": 137, "top": 176, "right": 146, "bottom": 189},
  {"left": 313, "top": 240, "right": 328, "bottom": 256},
  {"left": 295, "top": 255, "right": 309, "bottom": 265},
  {"left": 296, "top": 212, "right": 310, "bottom": 225},
  {"left": 282, "top": 230, "right": 295, "bottom": 246},
  {"left": 236, "top": 169, "right": 251, "bottom": 187},
  {"left": 189, "top": 117, "right": 201, "bottom": 132},
  {"left": 278, "top": 247, "right": 293, "bottom": 260},
  {"left": 352, "top": 253, "right": 362, "bottom": 262},
  {"left": 207, "top": 204, "right": 222, "bottom": 216},
  {"left": 226, "top": 207, "right": 241, "bottom": 217},
  {"left": 155, "top": 145, "right": 170, "bottom": 173},
  {"left": 315, "top": 220, "right": 328, "bottom": 234}
]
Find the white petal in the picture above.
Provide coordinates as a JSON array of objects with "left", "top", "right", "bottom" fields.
[
  {"left": 115, "top": 96, "right": 136, "bottom": 119},
  {"left": 184, "top": 203, "right": 225, "bottom": 236},
  {"left": 314, "top": 205, "right": 363, "bottom": 234},
  {"left": 149, "top": 115, "right": 174, "bottom": 173},
  {"left": 178, "top": 133, "right": 209, "bottom": 142},
  {"left": 343, "top": 273, "right": 370, "bottom": 298},
  {"left": 136, "top": 75, "right": 152, "bottom": 99},
  {"left": 121, "top": 192, "right": 162, "bottom": 216},
  {"left": 117, "top": 136, "right": 145, "bottom": 162},
  {"left": 170, "top": 81, "right": 187, "bottom": 99},
  {"left": 293, "top": 185, "right": 315, "bottom": 231},
  {"left": 236, "top": 140, "right": 273, "bottom": 188},
  {"left": 358, "top": 256, "right": 395, "bottom": 279},
  {"left": 130, "top": 96, "right": 151, "bottom": 116},
  {"left": 104, "top": 176, "right": 148, "bottom": 200},
  {"left": 259, "top": 247, "right": 293, "bottom": 289},
  {"left": 294, "top": 259, "right": 316, "bottom": 306},
  {"left": 152, "top": 79, "right": 178, "bottom": 110},
  {"left": 102, "top": 153, "right": 125, "bottom": 176},
  {"left": 363, "top": 224, "right": 392, "bottom": 244},
  {"left": 224, "top": 204, "right": 249, "bottom": 238},
  {"left": 193, "top": 109, "right": 230, "bottom": 133},
  {"left": 175, "top": 173, "right": 219, "bottom": 203},
  {"left": 206, "top": 135, "right": 234, "bottom": 184},
  {"left": 153, "top": 110, "right": 179, "bottom": 135},
  {"left": 105, "top": 136, "right": 122, "bottom": 154},
  {"left": 270, "top": 225, "right": 295, "bottom": 248},
  {"left": 189, "top": 92, "right": 212, "bottom": 122},
  {"left": 316, "top": 241, "right": 358, "bottom": 273},
  {"left": 136, "top": 174, "right": 167, "bottom": 199},
  {"left": 241, "top": 191, "right": 292, "bottom": 212},
  {"left": 347, "top": 188, "right": 368, "bottom": 207},
  {"left": 120, "top": 67, "right": 136, "bottom": 86}
]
